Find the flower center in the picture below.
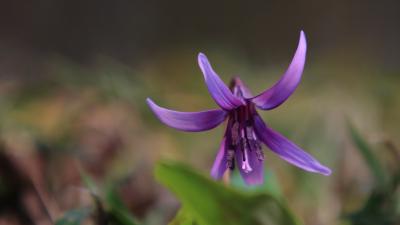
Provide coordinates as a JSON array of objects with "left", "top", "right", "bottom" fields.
[
  {"left": 226, "top": 78, "right": 264, "bottom": 173},
  {"left": 226, "top": 105, "right": 264, "bottom": 173}
]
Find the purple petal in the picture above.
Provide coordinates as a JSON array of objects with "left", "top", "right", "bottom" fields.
[
  {"left": 147, "top": 98, "right": 227, "bottom": 132},
  {"left": 251, "top": 31, "right": 307, "bottom": 110},
  {"left": 253, "top": 115, "right": 331, "bottom": 175},
  {"left": 235, "top": 148, "right": 264, "bottom": 185},
  {"left": 210, "top": 137, "right": 227, "bottom": 180},
  {"left": 198, "top": 53, "right": 244, "bottom": 110},
  {"left": 231, "top": 77, "right": 253, "bottom": 99}
]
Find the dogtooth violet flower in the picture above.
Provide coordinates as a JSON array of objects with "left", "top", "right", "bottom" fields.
[{"left": 147, "top": 31, "right": 331, "bottom": 185}]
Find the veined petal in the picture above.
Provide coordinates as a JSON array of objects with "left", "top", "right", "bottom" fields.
[
  {"left": 147, "top": 98, "right": 227, "bottom": 132},
  {"left": 198, "top": 53, "right": 244, "bottom": 110},
  {"left": 235, "top": 147, "right": 264, "bottom": 185},
  {"left": 251, "top": 31, "right": 307, "bottom": 110},
  {"left": 253, "top": 115, "right": 331, "bottom": 175},
  {"left": 210, "top": 137, "right": 228, "bottom": 180}
]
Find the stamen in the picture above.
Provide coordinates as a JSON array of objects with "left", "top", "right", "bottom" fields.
[
  {"left": 231, "top": 122, "right": 240, "bottom": 146},
  {"left": 228, "top": 103, "right": 262, "bottom": 173},
  {"left": 252, "top": 131, "right": 257, "bottom": 140},
  {"left": 245, "top": 125, "right": 264, "bottom": 161},
  {"left": 240, "top": 128, "right": 246, "bottom": 139},
  {"left": 255, "top": 145, "right": 264, "bottom": 161},
  {"left": 241, "top": 148, "right": 253, "bottom": 173},
  {"left": 226, "top": 148, "right": 235, "bottom": 170},
  {"left": 241, "top": 139, "right": 247, "bottom": 160},
  {"left": 240, "top": 129, "right": 249, "bottom": 161},
  {"left": 246, "top": 126, "right": 255, "bottom": 140}
]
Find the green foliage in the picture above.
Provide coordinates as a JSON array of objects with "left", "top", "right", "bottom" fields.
[
  {"left": 168, "top": 208, "right": 197, "bottom": 225},
  {"left": 155, "top": 160, "right": 301, "bottom": 225},
  {"left": 348, "top": 123, "right": 387, "bottom": 187},
  {"left": 347, "top": 124, "right": 400, "bottom": 225},
  {"left": 56, "top": 171, "right": 140, "bottom": 225},
  {"left": 79, "top": 168, "right": 99, "bottom": 195},
  {"left": 105, "top": 187, "right": 140, "bottom": 225}
]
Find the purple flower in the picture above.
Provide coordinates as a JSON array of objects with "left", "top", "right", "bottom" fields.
[{"left": 147, "top": 31, "right": 331, "bottom": 185}]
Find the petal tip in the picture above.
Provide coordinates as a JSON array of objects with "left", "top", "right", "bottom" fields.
[
  {"left": 250, "top": 31, "right": 307, "bottom": 110},
  {"left": 146, "top": 98, "right": 157, "bottom": 109},
  {"left": 299, "top": 31, "right": 307, "bottom": 49},
  {"left": 311, "top": 164, "right": 332, "bottom": 176},
  {"left": 320, "top": 167, "right": 332, "bottom": 176},
  {"left": 198, "top": 52, "right": 208, "bottom": 63},
  {"left": 197, "top": 53, "right": 209, "bottom": 72},
  {"left": 146, "top": 97, "right": 152, "bottom": 105}
]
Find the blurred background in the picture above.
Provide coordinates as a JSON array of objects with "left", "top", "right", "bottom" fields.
[{"left": 0, "top": 0, "right": 399, "bottom": 224}]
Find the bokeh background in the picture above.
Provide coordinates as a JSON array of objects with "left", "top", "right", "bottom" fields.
[{"left": 0, "top": 1, "right": 399, "bottom": 225}]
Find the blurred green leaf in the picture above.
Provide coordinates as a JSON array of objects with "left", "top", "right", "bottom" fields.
[
  {"left": 105, "top": 187, "right": 140, "bottom": 225},
  {"left": 346, "top": 126, "right": 400, "bottom": 225},
  {"left": 78, "top": 169, "right": 140, "bottom": 225},
  {"left": 155, "top": 160, "right": 300, "bottom": 225},
  {"left": 79, "top": 169, "right": 99, "bottom": 195},
  {"left": 55, "top": 208, "right": 91, "bottom": 225},
  {"left": 348, "top": 123, "right": 386, "bottom": 187},
  {"left": 347, "top": 189, "right": 400, "bottom": 225},
  {"left": 168, "top": 208, "right": 197, "bottom": 225}
]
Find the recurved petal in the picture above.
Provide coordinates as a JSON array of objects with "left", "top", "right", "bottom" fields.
[
  {"left": 198, "top": 53, "right": 244, "bottom": 110},
  {"left": 210, "top": 137, "right": 228, "bottom": 180},
  {"left": 147, "top": 98, "right": 227, "bottom": 132},
  {"left": 235, "top": 147, "right": 264, "bottom": 185},
  {"left": 251, "top": 31, "right": 307, "bottom": 110},
  {"left": 231, "top": 77, "right": 253, "bottom": 99},
  {"left": 253, "top": 115, "right": 331, "bottom": 175}
]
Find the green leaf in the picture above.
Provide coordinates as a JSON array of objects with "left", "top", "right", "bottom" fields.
[
  {"left": 155, "top": 160, "right": 301, "bottom": 225},
  {"left": 55, "top": 208, "right": 91, "bottom": 225},
  {"left": 348, "top": 123, "right": 387, "bottom": 187},
  {"left": 78, "top": 169, "right": 140, "bottom": 225},
  {"left": 79, "top": 168, "right": 98, "bottom": 195},
  {"left": 168, "top": 208, "right": 197, "bottom": 225},
  {"left": 105, "top": 187, "right": 140, "bottom": 225}
]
